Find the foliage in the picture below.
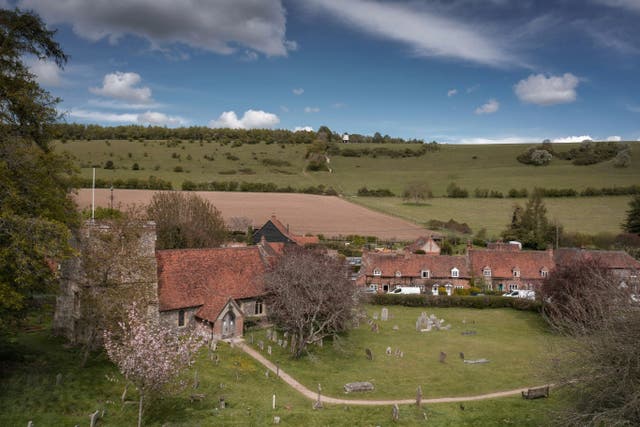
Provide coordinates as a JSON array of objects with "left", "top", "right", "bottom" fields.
[
  {"left": 402, "top": 181, "right": 433, "bottom": 204},
  {"left": 555, "top": 140, "right": 628, "bottom": 165},
  {"left": 540, "top": 259, "right": 640, "bottom": 426},
  {"left": 181, "top": 179, "right": 338, "bottom": 195},
  {"left": 517, "top": 147, "right": 552, "bottom": 166},
  {"left": 446, "top": 182, "right": 469, "bottom": 198},
  {"left": 502, "top": 190, "right": 556, "bottom": 249},
  {"left": 623, "top": 195, "right": 640, "bottom": 235},
  {"left": 426, "top": 218, "right": 473, "bottom": 234},
  {"left": 103, "top": 303, "right": 202, "bottom": 426},
  {"left": 73, "top": 175, "right": 173, "bottom": 190},
  {"left": 264, "top": 246, "right": 358, "bottom": 357},
  {"left": 357, "top": 187, "right": 395, "bottom": 197},
  {"left": 368, "top": 294, "right": 541, "bottom": 311},
  {"left": 147, "top": 192, "right": 228, "bottom": 250},
  {"left": 613, "top": 148, "right": 631, "bottom": 168}
]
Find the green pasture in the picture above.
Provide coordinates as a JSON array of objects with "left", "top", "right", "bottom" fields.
[
  {"left": 251, "top": 306, "right": 559, "bottom": 400},
  {"left": 1, "top": 306, "right": 563, "bottom": 426},
  {"left": 57, "top": 140, "right": 640, "bottom": 196},
  {"left": 352, "top": 195, "right": 632, "bottom": 237}
]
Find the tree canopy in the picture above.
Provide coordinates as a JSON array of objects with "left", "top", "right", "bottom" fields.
[
  {"left": 502, "top": 190, "right": 557, "bottom": 249},
  {"left": 623, "top": 195, "right": 640, "bottom": 235}
]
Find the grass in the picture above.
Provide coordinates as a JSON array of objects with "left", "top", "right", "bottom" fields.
[
  {"left": 351, "top": 195, "right": 633, "bottom": 237},
  {"left": 249, "top": 306, "right": 560, "bottom": 400},
  {"left": 1, "top": 306, "right": 564, "bottom": 426},
  {"left": 57, "top": 140, "right": 640, "bottom": 196}
]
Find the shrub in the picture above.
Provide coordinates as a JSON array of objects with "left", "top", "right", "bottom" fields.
[
  {"left": 132, "top": 163, "right": 139, "bottom": 170},
  {"left": 173, "top": 166, "right": 184, "bottom": 173},
  {"left": 368, "top": 294, "right": 541, "bottom": 311},
  {"left": 104, "top": 160, "right": 115, "bottom": 169},
  {"left": 357, "top": 187, "right": 395, "bottom": 197},
  {"left": 446, "top": 182, "right": 469, "bottom": 198}
]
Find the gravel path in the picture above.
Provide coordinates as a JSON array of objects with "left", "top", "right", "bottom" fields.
[{"left": 238, "top": 342, "right": 547, "bottom": 406}]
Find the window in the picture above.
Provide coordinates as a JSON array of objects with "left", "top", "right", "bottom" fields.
[
  {"left": 383, "top": 284, "right": 389, "bottom": 292},
  {"left": 483, "top": 267, "right": 491, "bottom": 277},
  {"left": 254, "top": 300, "right": 263, "bottom": 315},
  {"left": 178, "top": 309, "right": 185, "bottom": 327},
  {"left": 395, "top": 270, "right": 402, "bottom": 278},
  {"left": 432, "top": 284, "right": 439, "bottom": 295},
  {"left": 455, "top": 285, "right": 464, "bottom": 290},
  {"left": 540, "top": 269, "right": 548, "bottom": 278},
  {"left": 513, "top": 269, "right": 520, "bottom": 278},
  {"left": 451, "top": 267, "right": 459, "bottom": 278},
  {"left": 509, "top": 283, "right": 518, "bottom": 291},
  {"left": 445, "top": 283, "right": 453, "bottom": 295},
  {"left": 373, "top": 268, "right": 381, "bottom": 276},
  {"left": 421, "top": 270, "right": 430, "bottom": 279},
  {"left": 369, "top": 284, "right": 378, "bottom": 291}
]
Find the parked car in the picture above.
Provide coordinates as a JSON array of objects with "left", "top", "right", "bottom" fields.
[
  {"left": 503, "top": 290, "right": 535, "bottom": 300},
  {"left": 389, "top": 286, "right": 421, "bottom": 295}
]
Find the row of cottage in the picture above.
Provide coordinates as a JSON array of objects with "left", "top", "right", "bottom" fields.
[{"left": 54, "top": 217, "right": 640, "bottom": 344}]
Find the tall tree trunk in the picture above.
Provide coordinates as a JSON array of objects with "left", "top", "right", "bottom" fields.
[{"left": 138, "top": 392, "right": 143, "bottom": 427}]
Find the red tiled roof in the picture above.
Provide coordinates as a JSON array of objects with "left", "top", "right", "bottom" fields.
[
  {"left": 469, "top": 249, "right": 554, "bottom": 279},
  {"left": 269, "top": 216, "right": 319, "bottom": 245},
  {"left": 156, "top": 246, "right": 267, "bottom": 322},
  {"left": 554, "top": 248, "right": 640, "bottom": 270},
  {"left": 361, "top": 251, "right": 469, "bottom": 278}
]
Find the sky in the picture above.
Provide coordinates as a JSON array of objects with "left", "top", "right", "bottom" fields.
[{"left": 7, "top": 0, "right": 640, "bottom": 143}]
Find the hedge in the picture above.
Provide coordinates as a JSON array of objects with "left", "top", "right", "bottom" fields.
[{"left": 367, "top": 293, "right": 541, "bottom": 312}]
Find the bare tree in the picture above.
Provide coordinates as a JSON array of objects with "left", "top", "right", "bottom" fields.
[
  {"left": 147, "top": 192, "right": 227, "bottom": 249},
  {"left": 402, "top": 181, "right": 432, "bottom": 204},
  {"left": 540, "top": 259, "right": 640, "bottom": 426},
  {"left": 265, "top": 246, "right": 358, "bottom": 357}
]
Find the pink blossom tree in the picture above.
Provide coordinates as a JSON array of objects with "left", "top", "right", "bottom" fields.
[{"left": 103, "top": 304, "right": 203, "bottom": 427}]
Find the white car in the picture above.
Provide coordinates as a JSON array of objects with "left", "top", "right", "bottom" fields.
[
  {"left": 389, "top": 286, "right": 421, "bottom": 295},
  {"left": 503, "top": 290, "right": 535, "bottom": 300}
]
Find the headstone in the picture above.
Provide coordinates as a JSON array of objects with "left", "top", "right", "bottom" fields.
[
  {"left": 28, "top": 422, "right": 33, "bottom": 427},
  {"left": 416, "top": 385, "right": 423, "bottom": 407},
  {"left": 365, "top": 348, "right": 373, "bottom": 361},
  {"left": 373, "top": 313, "right": 379, "bottom": 320},
  {"left": 55, "top": 373, "right": 62, "bottom": 386},
  {"left": 392, "top": 325, "right": 399, "bottom": 331},
  {"left": 273, "top": 331, "right": 278, "bottom": 342},
  {"left": 399, "top": 351, "right": 404, "bottom": 358},
  {"left": 266, "top": 370, "right": 270, "bottom": 378},
  {"left": 267, "top": 345, "right": 272, "bottom": 355},
  {"left": 273, "top": 416, "right": 281, "bottom": 424},
  {"left": 381, "top": 308, "right": 389, "bottom": 321},
  {"left": 386, "top": 346, "right": 392, "bottom": 356},
  {"left": 258, "top": 340, "right": 264, "bottom": 351},
  {"left": 344, "top": 381, "right": 375, "bottom": 392},
  {"left": 283, "top": 331, "right": 288, "bottom": 338},
  {"left": 439, "top": 351, "right": 447, "bottom": 363},
  {"left": 278, "top": 339, "right": 283, "bottom": 347},
  {"left": 211, "top": 341, "right": 218, "bottom": 352},
  {"left": 193, "top": 369, "right": 199, "bottom": 389},
  {"left": 89, "top": 410, "right": 100, "bottom": 427},
  {"left": 219, "top": 397, "right": 226, "bottom": 409},
  {"left": 272, "top": 394, "right": 276, "bottom": 410},
  {"left": 392, "top": 404, "right": 400, "bottom": 421},
  {"left": 313, "top": 383, "right": 323, "bottom": 409},
  {"left": 459, "top": 352, "right": 465, "bottom": 360},
  {"left": 266, "top": 329, "right": 272, "bottom": 340},
  {"left": 371, "top": 323, "right": 379, "bottom": 333},
  {"left": 317, "top": 338, "right": 323, "bottom": 348},
  {"left": 283, "top": 340, "right": 288, "bottom": 349},
  {"left": 250, "top": 334, "right": 254, "bottom": 344}
]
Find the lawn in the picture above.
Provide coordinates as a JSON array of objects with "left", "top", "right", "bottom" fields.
[
  {"left": 249, "top": 306, "right": 560, "bottom": 400},
  {"left": 351, "top": 195, "right": 632, "bottom": 237},
  {"left": 1, "top": 306, "right": 563, "bottom": 426}
]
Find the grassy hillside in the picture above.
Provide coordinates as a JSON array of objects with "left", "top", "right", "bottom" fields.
[{"left": 56, "top": 140, "right": 640, "bottom": 196}]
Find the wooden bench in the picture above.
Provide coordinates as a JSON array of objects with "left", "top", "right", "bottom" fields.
[{"left": 522, "top": 385, "right": 549, "bottom": 399}]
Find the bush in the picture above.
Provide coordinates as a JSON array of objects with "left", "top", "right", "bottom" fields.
[
  {"left": 357, "top": 187, "right": 395, "bottom": 197},
  {"left": 446, "top": 182, "right": 469, "bottom": 198},
  {"left": 368, "top": 294, "right": 541, "bottom": 311},
  {"left": 104, "top": 160, "right": 115, "bottom": 169},
  {"left": 173, "top": 166, "right": 184, "bottom": 173},
  {"left": 132, "top": 162, "right": 139, "bottom": 170}
]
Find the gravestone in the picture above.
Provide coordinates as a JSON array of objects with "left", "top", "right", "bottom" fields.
[
  {"left": 381, "top": 308, "right": 389, "bottom": 321},
  {"left": 89, "top": 410, "right": 100, "bottom": 427},
  {"left": 344, "top": 382, "right": 375, "bottom": 392},
  {"left": 373, "top": 313, "right": 379, "bottom": 320},
  {"left": 459, "top": 352, "right": 465, "bottom": 360},
  {"left": 267, "top": 345, "right": 272, "bottom": 355},
  {"left": 272, "top": 331, "right": 278, "bottom": 342},
  {"left": 266, "top": 329, "right": 272, "bottom": 340},
  {"left": 371, "top": 323, "right": 379, "bottom": 333},
  {"left": 265, "top": 370, "right": 270, "bottom": 378},
  {"left": 365, "top": 348, "right": 373, "bottom": 361},
  {"left": 317, "top": 338, "right": 323, "bottom": 348},
  {"left": 278, "top": 339, "right": 283, "bottom": 347},
  {"left": 461, "top": 330, "right": 477, "bottom": 336},
  {"left": 416, "top": 385, "right": 423, "bottom": 407},
  {"left": 193, "top": 369, "right": 199, "bottom": 389},
  {"left": 258, "top": 340, "right": 264, "bottom": 351},
  {"left": 274, "top": 416, "right": 281, "bottom": 424},
  {"left": 283, "top": 340, "right": 288, "bottom": 349},
  {"left": 392, "top": 404, "right": 400, "bottom": 421},
  {"left": 439, "top": 351, "right": 447, "bottom": 363},
  {"left": 283, "top": 331, "right": 288, "bottom": 338},
  {"left": 392, "top": 325, "right": 399, "bottom": 331},
  {"left": 250, "top": 333, "right": 254, "bottom": 344},
  {"left": 399, "top": 351, "right": 404, "bottom": 358},
  {"left": 386, "top": 346, "right": 392, "bottom": 356},
  {"left": 219, "top": 397, "right": 226, "bottom": 409}
]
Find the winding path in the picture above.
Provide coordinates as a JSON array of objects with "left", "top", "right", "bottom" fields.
[{"left": 238, "top": 342, "right": 548, "bottom": 406}]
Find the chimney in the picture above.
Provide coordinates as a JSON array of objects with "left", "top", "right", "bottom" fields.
[
  {"left": 287, "top": 223, "right": 290, "bottom": 232},
  {"left": 260, "top": 235, "right": 267, "bottom": 246}
]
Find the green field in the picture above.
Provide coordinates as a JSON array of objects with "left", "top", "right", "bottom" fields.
[
  {"left": 352, "top": 195, "right": 632, "bottom": 237},
  {"left": 57, "top": 140, "right": 640, "bottom": 196},
  {"left": 1, "top": 306, "right": 563, "bottom": 426}
]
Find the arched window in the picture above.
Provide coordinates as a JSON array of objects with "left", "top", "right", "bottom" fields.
[
  {"left": 451, "top": 267, "right": 459, "bottom": 278},
  {"left": 178, "top": 309, "right": 185, "bottom": 327}
]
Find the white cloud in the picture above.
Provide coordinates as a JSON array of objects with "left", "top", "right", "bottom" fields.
[
  {"left": 18, "top": 0, "right": 295, "bottom": 57},
  {"left": 332, "top": 102, "right": 346, "bottom": 109},
  {"left": 90, "top": 72, "right": 153, "bottom": 104},
  {"left": 594, "top": 0, "right": 640, "bottom": 13},
  {"left": 27, "top": 58, "right": 64, "bottom": 87},
  {"left": 457, "top": 137, "right": 539, "bottom": 144},
  {"left": 447, "top": 89, "right": 458, "bottom": 97},
  {"left": 514, "top": 73, "right": 579, "bottom": 106},
  {"left": 68, "top": 109, "right": 138, "bottom": 123},
  {"left": 552, "top": 135, "right": 593, "bottom": 143},
  {"left": 209, "top": 109, "right": 280, "bottom": 129},
  {"left": 474, "top": 99, "right": 499, "bottom": 115},
  {"left": 606, "top": 135, "right": 622, "bottom": 141},
  {"left": 292, "top": 88, "right": 304, "bottom": 95},
  {"left": 304, "top": 106, "right": 320, "bottom": 113},
  {"left": 68, "top": 108, "right": 185, "bottom": 126},
  {"left": 294, "top": 126, "right": 314, "bottom": 132},
  {"left": 307, "top": 0, "right": 517, "bottom": 67},
  {"left": 137, "top": 111, "right": 187, "bottom": 127},
  {"left": 87, "top": 99, "right": 163, "bottom": 110}
]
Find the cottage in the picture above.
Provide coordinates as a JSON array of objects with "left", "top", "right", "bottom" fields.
[{"left": 252, "top": 215, "right": 319, "bottom": 246}]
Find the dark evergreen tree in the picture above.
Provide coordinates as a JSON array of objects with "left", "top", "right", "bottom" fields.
[{"left": 623, "top": 195, "right": 640, "bottom": 235}]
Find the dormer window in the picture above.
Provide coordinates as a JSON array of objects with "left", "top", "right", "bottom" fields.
[
  {"left": 483, "top": 267, "right": 492, "bottom": 277},
  {"left": 540, "top": 268, "right": 548, "bottom": 278},
  {"left": 395, "top": 271, "right": 402, "bottom": 278},
  {"left": 373, "top": 268, "right": 382, "bottom": 276},
  {"left": 513, "top": 268, "right": 520, "bottom": 278},
  {"left": 421, "top": 270, "right": 430, "bottom": 279},
  {"left": 451, "top": 267, "right": 459, "bottom": 278}
]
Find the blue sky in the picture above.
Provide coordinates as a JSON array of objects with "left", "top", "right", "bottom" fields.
[{"left": 8, "top": 0, "right": 640, "bottom": 143}]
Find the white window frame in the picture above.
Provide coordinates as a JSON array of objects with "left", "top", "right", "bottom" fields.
[
  {"left": 451, "top": 267, "right": 459, "bottom": 278},
  {"left": 369, "top": 283, "right": 379, "bottom": 291},
  {"left": 421, "top": 270, "right": 430, "bottom": 279},
  {"left": 445, "top": 283, "right": 453, "bottom": 295},
  {"left": 395, "top": 270, "right": 402, "bottom": 278},
  {"left": 540, "top": 269, "right": 548, "bottom": 278},
  {"left": 483, "top": 268, "right": 491, "bottom": 277},
  {"left": 373, "top": 268, "right": 381, "bottom": 276},
  {"left": 509, "top": 283, "right": 518, "bottom": 291},
  {"left": 513, "top": 269, "right": 520, "bottom": 278}
]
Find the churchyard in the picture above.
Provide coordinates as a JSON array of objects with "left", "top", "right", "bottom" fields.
[{"left": 0, "top": 305, "right": 561, "bottom": 426}]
